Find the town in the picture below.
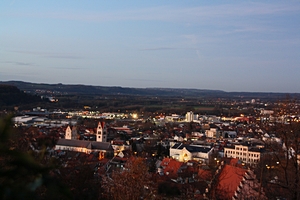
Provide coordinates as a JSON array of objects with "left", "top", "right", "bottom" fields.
[
  {"left": 2, "top": 92, "right": 299, "bottom": 199},
  {"left": 2, "top": 0, "right": 300, "bottom": 199}
]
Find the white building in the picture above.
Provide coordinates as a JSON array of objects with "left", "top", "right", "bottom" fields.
[
  {"left": 55, "top": 139, "right": 113, "bottom": 155},
  {"left": 185, "top": 111, "right": 198, "bottom": 122},
  {"left": 206, "top": 128, "right": 220, "bottom": 138},
  {"left": 170, "top": 143, "right": 214, "bottom": 163},
  {"left": 260, "top": 109, "right": 274, "bottom": 115},
  {"left": 55, "top": 122, "right": 113, "bottom": 157},
  {"left": 224, "top": 144, "right": 262, "bottom": 165},
  {"left": 165, "top": 114, "right": 184, "bottom": 122}
]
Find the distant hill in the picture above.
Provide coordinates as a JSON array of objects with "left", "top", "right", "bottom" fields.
[
  {"left": 1, "top": 81, "right": 299, "bottom": 100},
  {"left": 0, "top": 84, "right": 43, "bottom": 107},
  {"left": 0, "top": 81, "right": 225, "bottom": 96}
]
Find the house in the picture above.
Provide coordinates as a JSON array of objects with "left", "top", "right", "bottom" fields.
[
  {"left": 205, "top": 127, "right": 220, "bottom": 138},
  {"left": 158, "top": 158, "right": 183, "bottom": 178},
  {"left": 170, "top": 143, "right": 214, "bottom": 163},
  {"left": 216, "top": 165, "right": 266, "bottom": 199},
  {"left": 111, "top": 140, "right": 130, "bottom": 155}
]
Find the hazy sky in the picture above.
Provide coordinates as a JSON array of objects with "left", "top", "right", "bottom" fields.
[{"left": 1, "top": 1, "right": 300, "bottom": 92}]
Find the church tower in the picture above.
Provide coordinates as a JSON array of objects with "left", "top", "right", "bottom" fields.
[
  {"left": 96, "top": 122, "right": 107, "bottom": 142},
  {"left": 65, "top": 125, "right": 77, "bottom": 140},
  {"left": 65, "top": 125, "right": 72, "bottom": 140},
  {"left": 71, "top": 126, "right": 77, "bottom": 140}
]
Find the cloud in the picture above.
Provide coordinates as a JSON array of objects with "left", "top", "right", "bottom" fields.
[
  {"left": 10, "top": 50, "right": 83, "bottom": 59},
  {"left": 139, "top": 46, "right": 199, "bottom": 51},
  {"left": 3, "top": 61, "right": 35, "bottom": 66},
  {"left": 50, "top": 66, "right": 83, "bottom": 70},
  {"left": 45, "top": 55, "right": 83, "bottom": 59},
  {"left": 139, "top": 47, "right": 177, "bottom": 51},
  {"left": 124, "top": 78, "right": 165, "bottom": 82},
  {"left": 3, "top": 2, "right": 299, "bottom": 23}
]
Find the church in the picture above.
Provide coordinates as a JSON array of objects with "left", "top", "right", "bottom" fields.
[{"left": 55, "top": 122, "right": 114, "bottom": 158}]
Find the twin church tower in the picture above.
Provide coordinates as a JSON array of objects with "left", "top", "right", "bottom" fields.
[{"left": 65, "top": 122, "right": 107, "bottom": 142}]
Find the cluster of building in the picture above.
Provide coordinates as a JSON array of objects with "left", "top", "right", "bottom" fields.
[{"left": 12, "top": 103, "right": 300, "bottom": 199}]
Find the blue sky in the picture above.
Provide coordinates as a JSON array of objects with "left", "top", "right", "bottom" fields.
[{"left": 1, "top": 0, "right": 300, "bottom": 92}]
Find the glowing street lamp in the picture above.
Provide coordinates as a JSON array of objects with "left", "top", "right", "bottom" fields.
[{"left": 132, "top": 113, "right": 138, "bottom": 119}]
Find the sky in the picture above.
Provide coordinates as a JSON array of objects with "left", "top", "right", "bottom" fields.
[{"left": 1, "top": 0, "right": 300, "bottom": 93}]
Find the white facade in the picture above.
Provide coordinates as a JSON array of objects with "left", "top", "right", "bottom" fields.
[
  {"left": 206, "top": 128, "right": 219, "bottom": 138},
  {"left": 165, "top": 115, "right": 178, "bottom": 122},
  {"left": 186, "top": 111, "right": 197, "bottom": 122},
  {"left": 55, "top": 139, "right": 113, "bottom": 156},
  {"left": 170, "top": 143, "right": 214, "bottom": 163},
  {"left": 260, "top": 109, "right": 274, "bottom": 115},
  {"left": 224, "top": 145, "right": 261, "bottom": 165},
  {"left": 97, "top": 122, "right": 107, "bottom": 142},
  {"left": 170, "top": 147, "right": 193, "bottom": 162},
  {"left": 56, "top": 144, "right": 89, "bottom": 153},
  {"left": 65, "top": 125, "right": 77, "bottom": 140}
]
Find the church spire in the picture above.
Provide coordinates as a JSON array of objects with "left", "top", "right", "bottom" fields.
[
  {"left": 65, "top": 125, "right": 72, "bottom": 140},
  {"left": 96, "top": 122, "right": 107, "bottom": 142}
]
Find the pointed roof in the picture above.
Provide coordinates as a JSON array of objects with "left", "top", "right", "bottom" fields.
[
  {"left": 65, "top": 125, "right": 72, "bottom": 134},
  {"left": 217, "top": 165, "right": 246, "bottom": 199},
  {"left": 171, "top": 143, "right": 212, "bottom": 153},
  {"left": 98, "top": 121, "right": 106, "bottom": 129},
  {"left": 160, "top": 158, "right": 183, "bottom": 178}
]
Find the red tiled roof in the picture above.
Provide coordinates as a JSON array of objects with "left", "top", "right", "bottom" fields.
[
  {"left": 217, "top": 165, "right": 246, "bottom": 199},
  {"left": 198, "top": 169, "right": 212, "bottom": 181},
  {"left": 229, "top": 158, "right": 239, "bottom": 166},
  {"left": 160, "top": 158, "right": 183, "bottom": 178}
]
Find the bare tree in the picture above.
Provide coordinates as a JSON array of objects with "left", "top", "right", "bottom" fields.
[
  {"left": 101, "top": 157, "right": 154, "bottom": 200},
  {"left": 256, "top": 99, "right": 300, "bottom": 200},
  {"left": 257, "top": 122, "right": 300, "bottom": 199}
]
